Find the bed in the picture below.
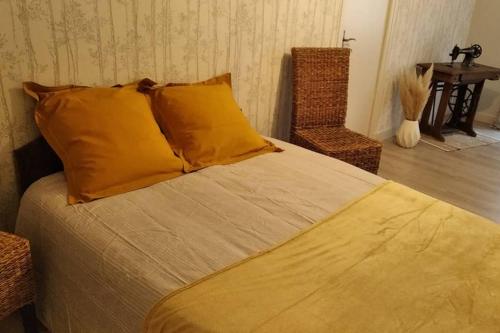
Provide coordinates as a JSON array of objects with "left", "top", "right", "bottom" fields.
[{"left": 16, "top": 138, "right": 383, "bottom": 332}]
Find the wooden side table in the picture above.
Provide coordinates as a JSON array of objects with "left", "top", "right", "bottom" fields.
[
  {"left": 0, "top": 231, "right": 38, "bottom": 333},
  {"left": 417, "top": 62, "right": 500, "bottom": 142}
]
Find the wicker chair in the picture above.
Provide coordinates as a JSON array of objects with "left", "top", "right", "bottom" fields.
[
  {"left": 0, "top": 231, "right": 38, "bottom": 333},
  {"left": 290, "top": 47, "right": 382, "bottom": 174}
]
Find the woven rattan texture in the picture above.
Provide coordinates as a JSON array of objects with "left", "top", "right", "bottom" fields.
[
  {"left": 292, "top": 128, "right": 381, "bottom": 174},
  {"left": 291, "top": 47, "right": 350, "bottom": 130},
  {"left": 0, "top": 231, "right": 35, "bottom": 320},
  {"left": 291, "top": 47, "right": 381, "bottom": 174}
]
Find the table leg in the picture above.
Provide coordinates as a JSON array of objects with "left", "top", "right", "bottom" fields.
[
  {"left": 431, "top": 82, "right": 453, "bottom": 142},
  {"left": 459, "top": 80, "right": 484, "bottom": 137},
  {"left": 419, "top": 80, "right": 437, "bottom": 133},
  {"left": 20, "top": 303, "right": 38, "bottom": 333}
]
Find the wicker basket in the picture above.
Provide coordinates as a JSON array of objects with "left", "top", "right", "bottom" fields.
[
  {"left": 0, "top": 231, "right": 35, "bottom": 320},
  {"left": 291, "top": 47, "right": 382, "bottom": 174}
]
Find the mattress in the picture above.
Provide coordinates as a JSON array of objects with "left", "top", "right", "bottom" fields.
[{"left": 15, "top": 138, "right": 384, "bottom": 333}]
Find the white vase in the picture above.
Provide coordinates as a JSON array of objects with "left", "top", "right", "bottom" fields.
[{"left": 396, "top": 119, "right": 420, "bottom": 148}]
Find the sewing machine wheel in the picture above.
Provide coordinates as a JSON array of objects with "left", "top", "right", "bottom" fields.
[
  {"left": 448, "top": 86, "right": 474, "bottom": 117},
  {"left": 471, "top": 44, "right": 482, "bottom": 58}
]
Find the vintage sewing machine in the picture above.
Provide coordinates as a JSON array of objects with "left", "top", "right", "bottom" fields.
[
  {"left": 448, "top": 44, "right": 482, "bottom": 67},
  {"left": 418, "top": 43, "right": 500, "bottom": 142}
]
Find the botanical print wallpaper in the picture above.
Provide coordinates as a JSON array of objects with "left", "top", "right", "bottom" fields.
[
  {"left": 0, "top": 0, "right": 343, "bottom": 231},
  {"left": 370, "top": 0, "right": 475, "bottom": 137}
]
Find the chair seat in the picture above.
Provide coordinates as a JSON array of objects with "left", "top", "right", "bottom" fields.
[{"left": 292, "top": 127, "right": 382, "bottom": 173}]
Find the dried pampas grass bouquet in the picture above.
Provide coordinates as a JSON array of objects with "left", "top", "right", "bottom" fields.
[
  {"left": 399, "top": 64, "right": 434, "bottom": 121},
  {"left": 395, "top": 64, "right": 433, "bottom": 148}
]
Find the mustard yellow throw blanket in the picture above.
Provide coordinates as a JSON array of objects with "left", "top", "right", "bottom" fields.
[{"left": 144, "top": 182, "right": 500, "bottom": 332}]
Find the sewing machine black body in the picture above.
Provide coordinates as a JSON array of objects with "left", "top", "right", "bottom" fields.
[{"left": 448, "top": 44, "right": 482, "bottom": 67}]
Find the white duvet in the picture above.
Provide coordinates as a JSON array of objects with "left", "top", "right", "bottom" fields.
[{"left": 16, "top": 139, "right": 383, "bottom": 332}]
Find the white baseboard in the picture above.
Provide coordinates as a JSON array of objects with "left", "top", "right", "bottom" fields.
[
  {"left": 375, "top": 111, "right": 499, "bottom": 141},
  {"left": 373, "top": 127, "right": 395, "bottom": 141},
  {"left": 475, "top": 112, "right": 498, "bottom": 125}
]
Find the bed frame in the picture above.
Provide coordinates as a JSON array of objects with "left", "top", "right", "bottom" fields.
[{"left": 14, "top": 137, "right": 63, "bottom": 194}]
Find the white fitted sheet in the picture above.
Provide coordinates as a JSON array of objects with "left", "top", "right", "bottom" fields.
[{"left": 16, "top": 138, "right": 384, "bottom": 332}]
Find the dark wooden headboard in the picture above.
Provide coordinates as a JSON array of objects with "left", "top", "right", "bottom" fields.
[{"left": 14, "top": 136, "right": 63, "bottom": 194}]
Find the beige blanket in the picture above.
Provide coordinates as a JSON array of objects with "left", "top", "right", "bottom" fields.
[{"left": 144, "top": 181, "right": 500, "bottom": 333}]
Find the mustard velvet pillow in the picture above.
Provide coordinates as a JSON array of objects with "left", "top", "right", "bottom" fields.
[
  {"left": 149, "top": 83, "right": 281, "bottom": 172},
  {"left": 29, "top": 84, "right": 183, "bottom": 204},
  {"left": 166, "top": 73, "right": 232, "bottom": 87}
]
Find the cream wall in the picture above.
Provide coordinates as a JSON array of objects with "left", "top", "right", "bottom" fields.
[
  {"left": 369, "top": 0, "right": 476, "bottom": 138},
  {"left": 0, "top": 0, "right": 344, "bottom": 231},
  {"left": 467, "top": 0, "right": 500, "bottom": 125}
]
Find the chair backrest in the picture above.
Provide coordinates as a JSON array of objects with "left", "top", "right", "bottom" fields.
[{"left": 291, "top": 47, "right": 350, "bottom": 131}]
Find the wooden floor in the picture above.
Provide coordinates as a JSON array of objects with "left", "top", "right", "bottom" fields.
[{"left": 379, "top": 140, "right": 500, "bottom": 223}]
